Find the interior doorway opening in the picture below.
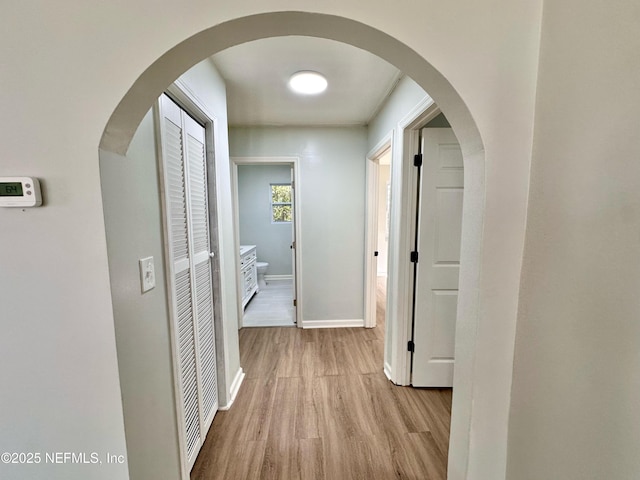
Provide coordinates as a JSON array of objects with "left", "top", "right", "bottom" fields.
[
  {"left": 231, "top": 156, "right": 302, "bottom": 329},
  {"left": 365, "top": 140, "right": 393, "bottom": 333},
  {"left": 99, "top": 11, "right": 489, "bottom": 480}
]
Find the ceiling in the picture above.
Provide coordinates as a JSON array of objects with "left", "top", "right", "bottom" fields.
[{"left": 211, "top": 36, "right": 403, "bottom": 127}]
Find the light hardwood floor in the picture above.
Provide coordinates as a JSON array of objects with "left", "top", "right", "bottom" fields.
[{"left": 191, "top": 277, "right": 452, "bottom": 480}]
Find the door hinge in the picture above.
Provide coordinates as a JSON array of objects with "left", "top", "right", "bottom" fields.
[
  {"left": 408, "top": 340, "right": 415, "bottom": 353},
  {"left": 374, "top": 251, "right": 379, "bottom": 257},
  {"left": 413, "top": 154, "right": 423, "bottom": 167},
  {"left": 410, "top": 251, "right": 419, "bottom": 263},
  {"left": 293, "top": 298, "right": 297, "bottom": 307}
]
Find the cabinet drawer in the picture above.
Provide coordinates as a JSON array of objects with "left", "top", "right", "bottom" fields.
[
  {"left": 239, "top": 250, "right": 257, "bottom": 267},
  {"left": 241, "top": 261, "right": 254, "bottom": 276}
]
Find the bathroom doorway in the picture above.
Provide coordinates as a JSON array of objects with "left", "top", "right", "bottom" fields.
[{"left": 231, "top": 156, "right": 302, "bottom": 328}]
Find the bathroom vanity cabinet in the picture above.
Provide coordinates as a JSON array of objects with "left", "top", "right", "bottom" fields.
[{"left": 239, "top": 245, "right": 258, "bottom": 309}]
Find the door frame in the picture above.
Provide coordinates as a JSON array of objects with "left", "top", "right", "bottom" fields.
[
  {"left": 364, "top": 134, "right": 392, "bottom": 328},
  {"left": 230, "top": 156, "right": 303, "bottom": 328},
  {"left": 384, "top": 96, "right": 442, "bottom": 385},
  {"left": 155, "top": 80, "right": 223, "bottom": 480}
]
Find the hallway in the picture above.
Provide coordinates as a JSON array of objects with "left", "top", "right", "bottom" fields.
[{"left": 191, "top": 282, "right": 452, "bottom": 479}]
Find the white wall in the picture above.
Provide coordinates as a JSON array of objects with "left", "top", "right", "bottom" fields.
[
  {"left": 368, "top": 76, "right": 428, "bottom": 149},
  {"left": 507, "top": 1, "right": 640, "bottom": 479},
  {"left": 0, "top": 2, "right": 553, "bottom": 479},
  {"left": 100, "top": 112, "right": 181, "bottom": 480},
  {"left": 230, "top": 127, "right": 368, "bottom": 324},
  {"left": 98, "top": 59, "right": 240, "bottom": 480},
  {"left": 237, "top": 165, "right": 293, "bottom": 275}
]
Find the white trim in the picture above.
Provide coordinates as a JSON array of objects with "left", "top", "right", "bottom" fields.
[
  {"left": 384, "top": 362, "right": 393, "bottom": 382},
  {"left": 230, "top": 156, "right": 303, "bottom": 328},
  {"left": 378, "top": 95, "right": 441, "bottom": 387},
  {"left": 230, "top": 161, "right": 243, "bottom": 328},
  {"left": 218, "top": 368, "right": 245, "bottom": 411},
  {"left": 302, "top": 319, "right": 364, "bottom": 329},
  {"left": 264, "top": 274, "right": 293, "bottom": 281},
  {"left": 167, "top": 80, "right": 218, "bottom": 125},
  {"left": 365, "top": 71, "right": 405, "bottom": 125},
  {"left": 364, "top": 133, "right": 392, "bottom": 329},
  {"left": 367, "top": 130, "right": 394, "bottom": 161},
  {"left": 232, "top": 156, "right": 299, "bottom": 163},
  {"left": 397, "top": 96, "right": 436, "bottom": 130},
  {"left": 269, "top": 182, "right": 293, "bottom": 224}
]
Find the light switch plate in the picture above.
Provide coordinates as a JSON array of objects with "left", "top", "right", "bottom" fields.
[{"left": 139, "top": 256, "right": 155, "bottom": 293}]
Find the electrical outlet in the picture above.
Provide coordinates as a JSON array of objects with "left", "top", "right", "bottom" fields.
[{"left": 139, "top": 256, "right": 156, "bottom": 293}]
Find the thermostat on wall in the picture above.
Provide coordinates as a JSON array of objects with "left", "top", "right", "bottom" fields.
[{"left": 0, "top": 177, "right": 42, "bottom": 207}]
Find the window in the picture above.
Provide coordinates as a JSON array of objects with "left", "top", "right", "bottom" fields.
[{"left": 271, "top": 184, "right": 292, "bottom": 223}]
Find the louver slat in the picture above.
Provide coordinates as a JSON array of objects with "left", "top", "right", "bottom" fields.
[
  {"left": 187, "top": 134, "right": 209, "bottom": 255},
  {"left": 195, "top": 262, "right": 217, "bottom": 421},
  {"left": 174, "top": 269, "right": 200, "bottom": 458},
  {"left": 164, "top": 119, "right": 189, "bottom": 263}
]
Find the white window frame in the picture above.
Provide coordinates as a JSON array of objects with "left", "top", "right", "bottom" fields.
[{"left": 270, "top": 183, "right": 292, "bottom": 224}]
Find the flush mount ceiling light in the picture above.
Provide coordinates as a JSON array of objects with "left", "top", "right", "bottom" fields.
[{"left": 288, "top": 71, "right": 328, "bottom": 95}]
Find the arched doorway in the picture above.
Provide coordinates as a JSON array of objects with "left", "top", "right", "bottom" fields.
[{"left": 100, "top": 12, "right": 486, "bottom": 480}]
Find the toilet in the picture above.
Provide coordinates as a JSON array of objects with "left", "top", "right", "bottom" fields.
[{"left": 256, "top": 261, "right": 269, "bottom": 289}]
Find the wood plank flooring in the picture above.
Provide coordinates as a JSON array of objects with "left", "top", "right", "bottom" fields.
[{"left": 191, "top": 277, "right": 452, "bottom": 480}]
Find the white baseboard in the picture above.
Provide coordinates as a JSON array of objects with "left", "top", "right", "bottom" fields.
[
  {"left": 302, "top": 319, "right": 365, "bottom": 329},
  {"left": 218, "top": 367, "right": 245, "bottom": 411},
  {"left": 384, "top": 362, "right": 393, "bottom": 382},
  {"left": 264, "top": 274, "right": 293, "bottom": 281}
]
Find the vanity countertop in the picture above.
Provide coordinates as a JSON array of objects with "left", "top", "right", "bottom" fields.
[{"left": 239, "top": 245, "right": 256, "bottom": 256}]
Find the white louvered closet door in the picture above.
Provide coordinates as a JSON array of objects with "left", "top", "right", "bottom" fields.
[
  {"left": 159, "top": 94, "right": 218, "bottom": 472},
  {"left": 183, "top": 111, "right": 218, "bottom": 433}
]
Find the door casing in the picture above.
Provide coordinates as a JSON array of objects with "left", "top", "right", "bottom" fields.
[
  {"left": 364, "top": 135, "right": 392, "bottom": 329},
  {"left": 230, "top": 156, "right": 303, "bottom": 328},
  {"left": 382, "top": 97, "right": 442, "bottom": 386}
]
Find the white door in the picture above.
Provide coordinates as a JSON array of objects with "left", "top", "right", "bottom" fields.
[
  {"left": 411, "top": 128, "right": 463, "bottom": 387},
  {"left": 159, "top": 94, "right": 218, "bottom": 471},
  {"left": 290, "top": 166, "right": 298, "bottom": 324},
  {"left": 184, "top": 105, "right": 218, "bottom": 436}
]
